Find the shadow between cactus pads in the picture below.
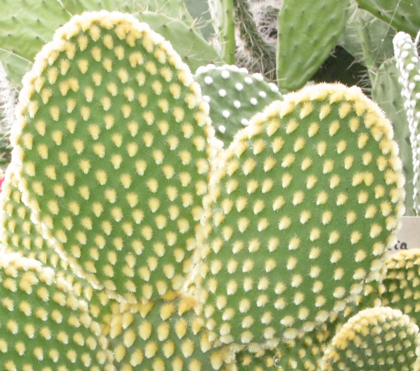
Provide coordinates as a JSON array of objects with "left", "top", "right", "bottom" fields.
[{"left": 0, "top": 9, "right": 408, "bottom": 371}]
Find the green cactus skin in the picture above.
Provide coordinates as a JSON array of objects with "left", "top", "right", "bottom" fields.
[
  {"left": 234, "top": 347, "right": 279, "bottom": 371},
  {"left": 0, "top": 167, "right": 68, "bottom": 270},
  {"left": 194, "top": 64, "right": 282, "bottom": 147},
  {"left": 137, "top": 12, "right": 224, "bottom": 74},
  {"left": 0, "top": 164, "right": 121, "bottom": 339},
  {"left": 393, "top": 32, "right": 420, "bottom": 216},
  {"left": 381, "top": 250, "right": 420, "bottom": 326},
  {"left": 61, "top": 0, "right": 194, "bottom": 26},
  {"left": 0, "top": 0, "right": 70, "bottom": 87},
  {"left": 208, "top": 0, "right": 236, "bottom": 64},
  {"left": 0, "top": 252, "right": 112, "bottom": 370},
  {"left": 355, "top": 0, "right": 420, "bottom": 39},
  {"left": 190, "top": 83, "right": 405, "bottom": 350},
  {"left": 108, "top": 298, "right": 234, "bottom": 371},
  {"left": 338, "top": 4, "right": 396, "bottom": 72},
  {"left": 10, "top": 10, "right": 213, "bottom": 304},
  {"left": 276, "top": 0, "right": 350, "bottom": 92},
  {"left": 372, "top": 58, "right": 415, "bottom": 216},
  {"left": 322, "top": 307, "right": 420, "bottom": 371}
]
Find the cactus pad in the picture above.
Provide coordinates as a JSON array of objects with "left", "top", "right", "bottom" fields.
[
  {"left": 0, "top": 167, "right": 64, "bottom": 269},
  {"left": 372, "top": 58, "right": 415, "bottom": 215},
  {"left": 276, "top": 0, "right": 350, "bottom": 92},
  {"left": 194, "top": 64, "right": 282, "bottom": 146},
  {"left": 355, "top": 0, "right": 420, "bottom": 38},
  {"left": 0, "top": 252, "right": 111, "bottom": 370},
  {"left": 322, "top": 307, "right": 420, "bottom": 371},
  {"left": 11, "top": 10, "right": 212, "bottom": 303},
  {"left": 192, "top": 83, "right": 405, "bottom": 348},
  {"left": 393, "top": 32, "right": 420, "bottom": 215},
  {"left": 382, "top": 250, "right": 420, "bottom": 325}
]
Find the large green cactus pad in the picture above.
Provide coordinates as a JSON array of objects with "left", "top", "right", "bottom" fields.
[
  {"left": 12, "top": 10, "right": 212, "bottom": 303},
  {"left": 192, "top": 83, "right": 405, "bottom": 349},
  {"left": 276, "top": 0, "right": 350, "bottom": 92},
  {"left": 194, "top": 64, "right": 282, "bottom": 147},
  {"left": 322, "top": 307, "right": 420, "bottom": 371},
  {"left": 355, "top": 0, "right": 420, "bottom": 38}
]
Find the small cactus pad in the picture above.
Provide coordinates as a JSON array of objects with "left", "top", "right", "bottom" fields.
[
  {"left": 0, "top": 167, "right": 65, "bottom": 270},
  {"left": 107, "top": 298, "right": 233, "bottom": 371},
  {"left": 194, "top": 64, "right": 282, "bottom": 146},
  {"left": 322, "top": 307, "right": 420, "bottom": 371},
  {"left": 382, "top": 250, "right": 420, "bottom": 325},
  {"left": 393, "top": 32, "right": 420, "bottom": 215},
  {"left": 276, "top": 0, "right": 350, "bottom": 92},
  {"left": 12, "top": 11, "right": 212, "bottom": 303},
  {"left": 192, "top": 83, "right": 405, "bottom": 348},
  {"left": 355, "top": 0, "right": 420, "bottom": 38},
  {"left": 0, "top": 252, "right": 110, "bottom": 370}
]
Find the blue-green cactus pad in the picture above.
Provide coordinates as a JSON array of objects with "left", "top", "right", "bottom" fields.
[{"left": 194, "top": 64, "right": 282, "bottom": 147}]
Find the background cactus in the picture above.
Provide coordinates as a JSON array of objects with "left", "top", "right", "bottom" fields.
[
  {"left": 393, "top": 31, "right": 420, "bottom": 216},
  {"left": 194, "top": 64, "right": 282, "bottom": 146},
  {"left": 0, "top": 3, "right": 419, "bottom": 371},
  {"left": 276, "top": 0, "right": 350, "bottom": 92}
]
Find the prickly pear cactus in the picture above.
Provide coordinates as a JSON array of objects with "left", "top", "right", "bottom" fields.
[
  {"left": 191, "top": 83, "right": 405, "bottom": 349},
  {"left": 322, "top": 307, "right": 420, "bottom": 371},
  {"left": 194, "top": 64, "right": 282, "bottom": 146},
  {"left": 0, "top": 9, "right": 411, "bottom": 371},
  {"left": 355, "top": 0, "right": 420, "bottom": 38},
  {"left": 276, "top": 0, "right": 350, "bottom": 91},
  {"left": 393, "top": 31, "right": 420, "bottom": 215}
]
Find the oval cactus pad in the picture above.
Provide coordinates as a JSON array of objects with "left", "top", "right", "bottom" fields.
[
  {"left": 12, "top": 11, "right": 212, "bottom": 303},
  {"left": 193, "top": 83, "right": 405, "bottom": 348}
]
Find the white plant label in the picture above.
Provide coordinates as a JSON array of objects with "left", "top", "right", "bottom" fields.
[{"left": 387, "top": 216, "right": 420, "bottom": 255}]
